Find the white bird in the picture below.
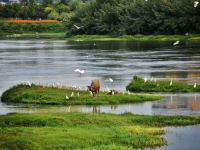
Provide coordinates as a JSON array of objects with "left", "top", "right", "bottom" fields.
[
  {"left": 145, "top": 0, "right": 148, "bottom": 1},
  {"left": 194, "top": 1, "right": 199, "bottom": 8},
  {"left": 127, "top": 90, "right": 131, "bottom": 95},
  {"left": 194, "top": 83, "right": 197, "bottom": 88},
  {"left": 77, "top": 92, "right": 80, "bottom": 97},
  {"left": 89, "top": 91, "right": 93, "bottom": 96},
  {"left": 173, "top": 41, "right": 180, "bottom": 46},
  {"left": 70, "top": 92, "right": 74, "bottom": 97},
  {"left": 106, "top": 78, "right": 113, "bottom": 83},
  {"left": 26, "top": 81, "right": 31, "bottom": 87},
  {"left": 74, "top": 69, "right": 85, "bottom": 75},
  {"left": 144, "top": 77, "right": 147, "bottom": 82},
  {"left": 106, "top": 87, "right": 111, "bottom": 93},
  {"left": 73, "top": 24, "right": 83, "bottom": 29},
  {"left": 65, "top": 94, "right": 69, "bottom": 100},
  {"left": 170, "top": 80, "right": 173, "bottom": 86}
]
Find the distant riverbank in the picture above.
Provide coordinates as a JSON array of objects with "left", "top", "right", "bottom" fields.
[{"left": 1, "top": 33, "right": 200, "bottom": 42}]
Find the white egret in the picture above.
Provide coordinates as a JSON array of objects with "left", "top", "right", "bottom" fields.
[
  {"left": 144, "top": 77, "right": 147, "bottom": 82},
  {"left": 194, "top": 1, "right": 199, "bottom": 8},
  {"left": 71, "top": 92, "right": 74, "bottom": 97},
  {"left": 170, "top": 80, "right": 173, "bottom": 86},
  {"left": 194, "top": 83, "right": 197, "bottom": 88},
  {"left": 73, "top": 24, "right": 83, "bottom": 29},
  {"left": 127, "top": 90, "right": 131, "bottom": 95},
  {"left": 74, "top": 69, "right": 85, "bottom": 75},
  {"left": 173, "top": 41, "right": 180, "bottom": 46},
  {"left": 65, "top": 94, "right": 69, "bottom": 100},
  {"left": 77, "top": 92, "right": 80, "bottom": 97},
  {"left": 89, "top": 91, "right": 93, "bottom": 96}
]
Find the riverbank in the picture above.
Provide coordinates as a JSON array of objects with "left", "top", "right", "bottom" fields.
[
  {"left": 1, "top": 33, "right": 200, "bottom": 42},
  {"left": 0, "top": 112, "right": 200, "bottom": 150},
  {"left": 0, "top": 32, "right": 66, "bottom": 39},
  {"left": 1, "top": 84, "right": 162, "bottom": 105},
  {"left": 127, "top": 76, "right": 200, "bottom": 93},
  {"left": 69, "top": 34, "right": 200, "bottom": 42}
]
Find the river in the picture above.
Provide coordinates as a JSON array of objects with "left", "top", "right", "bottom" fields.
[{"left": 0, "top": 39, "right": 200, "bottom": 149}]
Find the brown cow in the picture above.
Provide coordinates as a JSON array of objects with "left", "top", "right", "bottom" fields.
[{"left": 87, "top": 80, "right": 100, "bottom": 96}]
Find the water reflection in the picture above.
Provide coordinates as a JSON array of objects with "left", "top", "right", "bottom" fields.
[
  {"left": 156, "top": 125, "right": 200, "bottom": 150},
  {"left": 0, "top": 94, "right": 198, "bottom": 116}
]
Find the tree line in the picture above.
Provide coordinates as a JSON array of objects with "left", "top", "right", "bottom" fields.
[
  {"left": 67, "top": 0, "right": 200, "bottom": 35},
  {"left": 1, "top": 0, "right": 200, "bottom": 35}
]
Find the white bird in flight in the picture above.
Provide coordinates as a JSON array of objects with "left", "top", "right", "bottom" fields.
[
  {"left": 74, "top": 69, "right": 85, "bottom": 75},
  {"left": 173, "top": 41, "right": 180, "bottom": 46},
  {"left": 194, "top": 1, "right": 199, "bottom": 8},
  {"left": 73, "top": 24, "right": 83, "bottom": 30},
  {"left": 105, "top": 78, "right": 113, "bottom": 83}
]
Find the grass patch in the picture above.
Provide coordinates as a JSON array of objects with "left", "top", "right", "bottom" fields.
[
  {"left": 0, "top": 32, "right": 66, "bottom": 39},
  {"left": 0, "top": 112, "right": 200, "bottom": 150},
  {"left": 1, "top": 84, "right": 162, "bottom": 105},
  {"left": 126, "top": 76, "right": 200, "bottom": 93},
  {"left": 68, "top": 34, "right": 200, "bottom": 42}
]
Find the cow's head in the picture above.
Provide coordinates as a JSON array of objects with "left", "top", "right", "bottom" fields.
[{"left": 87, "top": 86, "right": 95, "bottom": 92}]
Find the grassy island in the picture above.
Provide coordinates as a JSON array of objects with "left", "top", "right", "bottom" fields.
[
  {"left": 1, "top": 84, "right": 162, "bottom": 105},
  {"left": 0, "top": 112, "right": 200, "bottom": 150},
  {"left": 127, "top": 76, "right": 200, "bottom": 93}
]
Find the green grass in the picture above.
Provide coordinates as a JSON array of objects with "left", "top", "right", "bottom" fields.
[
  {"left": 127, "top": 76, "right": 200, "bottom": 93},
  {"left": 1, "top": 84, "right": 162, "bottom": 105},
  {"left": 0, "top": 32, "right": 66, "bottom": 39},
  {"left": 68, "top": 34, "right": 200, "bottom": 42},
  {"left": 2, "top": 33, "right": 200, "bottom": 42},
  {"left": 0, "top": 112, "right": 200, "bottom": 150}
]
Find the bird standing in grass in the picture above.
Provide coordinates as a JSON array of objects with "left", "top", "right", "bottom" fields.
[
  {"left": 194, "top": 83, "right": 197, "bottom": 88},
  {"left": 77, "top": 92, "right": 80, "bottom": 97},
  {"left": 170, "top": 80, "right": 173, "bottom": 86},
  {"left": 66, "top": 94, "right": 69, "bottom": 100},
  {"left": 71, "top": 92, "right": 74, "bottom": 97}
]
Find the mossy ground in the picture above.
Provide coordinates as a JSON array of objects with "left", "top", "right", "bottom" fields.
[
  {"left": 0, "top": 112, "right": 200, "bottom": 150},
  {"left": 1, "top": 84, "right": 162, "bottom": 105}
]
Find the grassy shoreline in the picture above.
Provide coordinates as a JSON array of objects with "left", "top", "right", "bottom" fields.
[
  {"left": 0, "top": 112, "right": 200, "bottom": 150},
  {"left": 127, "top": 76, "right": 200, "bottom": 93},
  {"left": 1, "top": 33, "right": 200, "bottom": 42},
  {"left": 68, "top": 34, "right": 200, "bottom": 42},
  {"left": 1, "top": 84, "right": 162, "bottom": 105}
]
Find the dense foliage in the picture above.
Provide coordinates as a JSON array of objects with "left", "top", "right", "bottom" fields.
[
  {"left": 127, "top": 76, "right": 200, "bottom": 93},
  {"left": 1, "top": 0, "right": 200, "bottom": 35},
  {"left": 68, "top": 0, "right": 200, "bottom": 35}
]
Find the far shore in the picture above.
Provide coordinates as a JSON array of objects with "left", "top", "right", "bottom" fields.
[{"left": 1, "top": 33, "right": 200, "bottom": 42}]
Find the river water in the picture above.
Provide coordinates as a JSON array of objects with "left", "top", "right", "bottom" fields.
[{"left": 0, "top": 39, "right": 200, "bottom": 149}]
